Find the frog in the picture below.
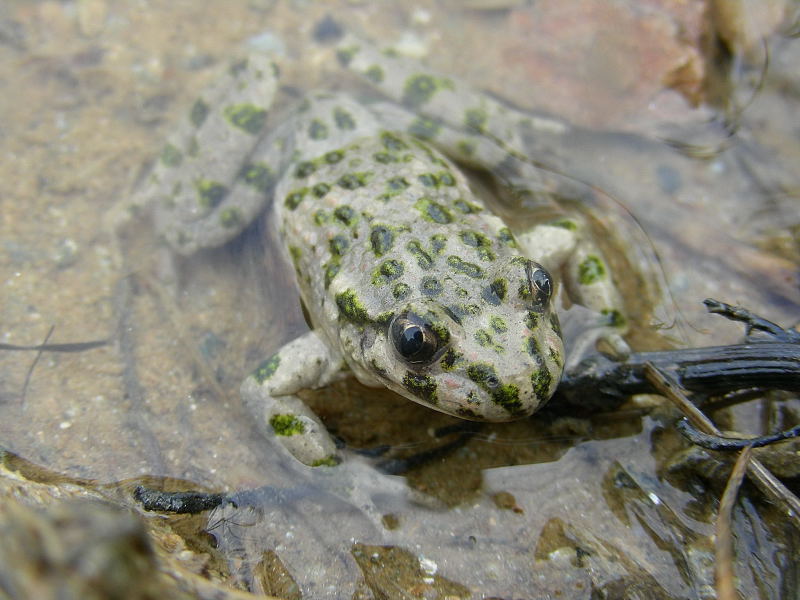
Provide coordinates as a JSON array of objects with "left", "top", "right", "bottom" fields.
[{"left": 125, "top": 31, "right": 628, "bottom": 467}]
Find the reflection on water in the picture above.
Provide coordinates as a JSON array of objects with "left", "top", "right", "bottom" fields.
[{"left": 0, "top": 1, "right": 798, "bottom": 598}]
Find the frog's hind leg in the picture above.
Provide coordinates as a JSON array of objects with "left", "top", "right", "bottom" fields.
[
  {"left": 143, "top": 54, "right": 281, "bottom": 255},
  {"left": 240, "top": 330, "right": 348, "bottom": 466}
]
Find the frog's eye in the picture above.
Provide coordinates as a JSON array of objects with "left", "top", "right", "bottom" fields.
[
  {"left": 526, "top": 261, "right": 553, "bottom": 307},
  {"left": 389, "top": 312, "right": 439, "bottom": 365}
]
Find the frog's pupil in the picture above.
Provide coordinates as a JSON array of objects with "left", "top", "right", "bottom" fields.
[{"left": 399, "top": 325, "right": 424, "bottom": 357}]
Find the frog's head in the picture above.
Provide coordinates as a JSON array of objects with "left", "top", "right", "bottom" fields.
[{"left": 360, "top": 257, "right": 564, "bottom": 421}]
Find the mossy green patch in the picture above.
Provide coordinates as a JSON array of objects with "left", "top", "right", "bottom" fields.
[
  {"left": 438, "top": 171, "right": 456, "bottom": 186},
  {"left": 329, "top": 234, "right": 349, "bottom": 256},
  {"left": 338, "top": 172, "right": 372, "bottom": 189},
  {"left": 312, "top": 182, "right": 331, "bottom": 198},
  {"left": 369, "top": 225, "right": 394, "bottom": 257},
  {"left": 440, "top": 349, "right": 464, "bottom": 372},
  {"left": 525, "top": 311, "right": 539, "bottom": 330},
  {"left": 372, "top": 259, "right": 405, "bottom": 286},
  {"left": 195, "top": 179, "right": 228, "bottom": 210},
  {"left": 335, "top": 289, "right": 370, "bottom": 324},
  {"left": 402, "top": 73, "right": 452, "bottom": 107},
  {"left": 482, "top": 278, "right": 507, "bottom": 306},
  {"left": 447, "top": 255, "right": 484, "bottom": 278},
  {"left": 415, "top": 198, "right": 452, "bottom": 224},
  {"left": 381, "top": 132, "right": 408, "bottom": 151},
  {"left": 239, "top": 162, "right": 274, "bottom": 194},
  {"left": 420, "top": 276, "right": 443, "bottom": 298},
  {"left": 578, "top": 255, "right": 606, "bottom": 285},
  {"left": 365, "top": 64, "right": 384, "bottom": 83},
  {"left": 311, "top": 456, "right": 340, "bottom": 467},
  {"left": 325, "top": 150, "right": 344, "bottom": 164},
  {"left": 295, "top": 161, "right": 316, "bottom": 178},
  {"left": 550, "top": 218, "right": 577, "bottom": 230},
  {"left": 497, "top": 227, "right": 517, "bottom": 247},
  {"left": 525, "top": 336, "right": 540, "bottom": 358},
  {"left": 160, "top": 143, "right": 183, "bottom": 167},
  {"left": 189, "top": 98, "right": 210, "bottom": 128},
  {"left": 460, "top": 230, "right": 495, "bottom": 261},
  {"left": 324, "top": 261, "right": 340, "bottom": 288},
  {"left": 392, "top": 282, "right": 411, "bottom": 300},
  {"left": 224, "top": 104, "right": 267, "bottom": 134},
  {"left": 490, "top": 316, "right": 508, "bottom": 333},
  {"left": 418, "top": 173, "right": 438, "bottom": 187},
  {"left": 464, "top": 107, "right": 488, "bottom": 133},
  {"left": 407, "top": 240, "right": 433, "bottom": 269},
  {"left": 402, "top": 372, "right": 438, "bottom": 405},
  {"left": 309, "top": 119, "right": 329, "bottom": 140},
  {"left": 408, "top": 116, "right": 441, "bottom": 140},
  {"left": 333, "top": 205, "right": 358, "bottom": 226},
  {"left": 270, "top": 414, "right": 305, "bottom": 436},
  {"left": 313, "top": 209, "right": 330, "bottom": 226},
  {"left": 219, "top": 207, "right": 241, "bottom": 228},
  {"left": 453, "top": 198, "right": 482, "bottom": 214},
  {"left": 336, "top": 45, "right": 359, "bottom": 66},
  {"left": 253, "top": 353, "right": 280, "bottom": 384},
  {"left": 531, "top": 368, "right": 553, "bottom": 403},
  {"left": 430, "top": 234, "right": 447, "bottom": 254},
  {"left": 284, "top": 188, "right": 308, "bottom": 210},
  {"left": 333, "top": 107, "right": 356, "bottom": 130},
  {"left": 457, "top": 139, "right": 476, "bottom": 156}
]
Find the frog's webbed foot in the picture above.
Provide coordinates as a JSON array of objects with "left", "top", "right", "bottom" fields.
[{"left": 240, "top": 330, "right": 347, "bottom": 466}]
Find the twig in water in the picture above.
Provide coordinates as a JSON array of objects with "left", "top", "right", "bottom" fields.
[{"left": 715, "top": 447, "right": 751, "bottom": 600}]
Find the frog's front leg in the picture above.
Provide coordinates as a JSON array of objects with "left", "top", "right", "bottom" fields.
[
  {"left": 516, "top": 219, "right": 629, "bottom": 358},
  {"left": 240, "top": 331, "right": 347, "bottom": 466}
]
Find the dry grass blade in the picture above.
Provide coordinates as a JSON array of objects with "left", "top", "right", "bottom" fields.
[
  {"left": 715, "top": 446, "right": 751, "bottom": 600},
  {"left": 643, "top": 362, "right": 800, "bottom": 527}
]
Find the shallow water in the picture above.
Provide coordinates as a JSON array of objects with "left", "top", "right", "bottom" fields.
[{"left": 1, "top": 1, "right": 798, "bottom": 598}]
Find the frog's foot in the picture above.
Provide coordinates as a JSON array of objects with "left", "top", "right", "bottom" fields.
[{"left": 240, "top": 330, "right": 347, "bottom": 466}]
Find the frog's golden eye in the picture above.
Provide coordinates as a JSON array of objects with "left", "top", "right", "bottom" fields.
[
  {"left": 526, "top": 260, "right": 553, "bottom": 307},
  {"left": 389, "top": 312, "right": 439, "bottom": 365}
]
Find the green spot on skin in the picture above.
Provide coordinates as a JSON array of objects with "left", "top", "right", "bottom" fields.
[
  {"left": 531, "top": 368, "right": 553, "bottom": 403},
  {"left": 387, "top": 176, "right": 410, "bottom": 191},
  {"left": 219, "top": 207, "right": 241, "bottom": 228},
  {"left": 309, "top": 119, "right": 329, "bottom": 140},
  {"left": 374, "top": 152, "right": 395, "bottom": 164},
  {"left": 450, "top": 303, "right": 481, "bottom": 320},
  {"left": 551, "top": 218, "right": 578, "bottom": 231},
  {"left": 493, "top": 384, "right": 522, "bottom": 413},
  {"left": 253, "top": 354, "right": 280, "bottom": 384},
  {"left": 440, "top": 349, "right": 463, "bottom": 372},
  {"left": 415, "top": 198, "right": 452, "bottom": 224},
  {"left": 195, "top": 179, "right": 228, "bottom": 210},
  {"left": 335, "top": 289, "right": 370, "bottom": 324},
  {"left": 475, "top": 330, "right": 492, "bottom": 347},
  {"left": 333, "top": 107, "right": 356, "bottom": 130},
  {"left": 402, "top": 372, "right": 438, "bottom": 405},
  {"left": 224, "top": 104, "right": 267, "bottom": 134},
  {"left": 189, "top": 99, "right": 209, "bottom": 128},
  {"left": 381, "top": 132, "right": 408, "bottom": 151},
  {"left": 270, "top": 414, "right": 306, "bottom": 436},
  {"left": 336, "top": 45, "right": 359, "bottom": 66},
  {"left": 313, "top": 209, "right": 329, "bottom": 226},
  {"left": 370, "top": 225, "right": 394, "bottom": 257},
  {"left": 460, "top": 230, "right": 495, "bottom": 261},
  {"left": 312, "top": 182, "right": 331, "bottom": 198},
  {"left": 497, "top": 227, "right": 517, "bottom": 247},
  {"left": 526, "top": 336, "right": 540, "bottom": 358},
  {"left": 550, "top": 313, "right": 562, "bottom": 337},
  {"left": 418, "top": 173, "right": 438, "bottom": 187},
  {"left": 482, "top": 278, "right": 507, "bottom": 306},
  {"left": 490, "top": 316, "right": 508, "bottom": 333},
  {"left": 453, "top": 198, "right": 482, "bottom": 214},
  {"left": 392, "top": 282, "right": 411, "bottom": 300},
  {"left": 457, "top": 139, "right": 476, "bottom": 156},
  {"left": 376, "top": 311, "right": 395, "bottom": 326},
  {"left": 408, "top": 117, "right": 441, "bottom": 140},
  {"left": 365, "top": 64, "right": 384, "bottom": 83},
  {"left": 311, "top": 456, "right": 339, "bottom": 467},
  {"left": 437, "top": 171, "right": 456, "bottom": 186},
  {"left": 465, "top": 107, "right": 488, "bottom": 133},
  {"left": 325, "top": 150, "right": 344, "bottom": 164},
  {"left": 160, "top": 143, "right": 183, "bottom": 167},
  {"left": 578, "top": 255, "right": 606, "bottom": 285},
  {"left": 329, "top": 235, "right": 349, "bottom": 256},
  {"left": 333, "top": 205, "right": 358, "bottom": 226},
  {"left": 407, "top": 240, "right": 433, "bottom": 269},
  {"left": 447, "top": 255, "right": 484, "bottom": 278},
  {"left": 372, "top": 259, "right": 405, "bottom": 285},
  {"left": 402, "top": 74, "right": 452, "bottom": 107},
  {"left": 324, "top": 261, "right": 340, "bottom": 288},
  {"left": 525, "top": 311, "right": 539, "bottom": 330},
  {"left": 239, "top": 162, "right": 275, "bottom": 194},
  {"left": 420, "top": 276, "right": 443, "bottom": 298},
  {"left": 430, "top": 234, "right": 447, "bottom": 254},
  {"left": 338, "top": 172, "right": 372, "bottom": 190},
  {"left": 466, "top": 362, "right": 521, "bottom": 412},
  {"left": 295, "top": 161, "right": 316, "bottom": 178},
  {"left": 284, "top": 188, "right": 308, "bottom": 210},
  {"left": 601, "top": 308, "right": 626, "bottom": 328}
]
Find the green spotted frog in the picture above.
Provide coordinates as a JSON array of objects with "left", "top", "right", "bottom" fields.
[{"left": 126, "top": 33, "right": 628, "bottom": 466}]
